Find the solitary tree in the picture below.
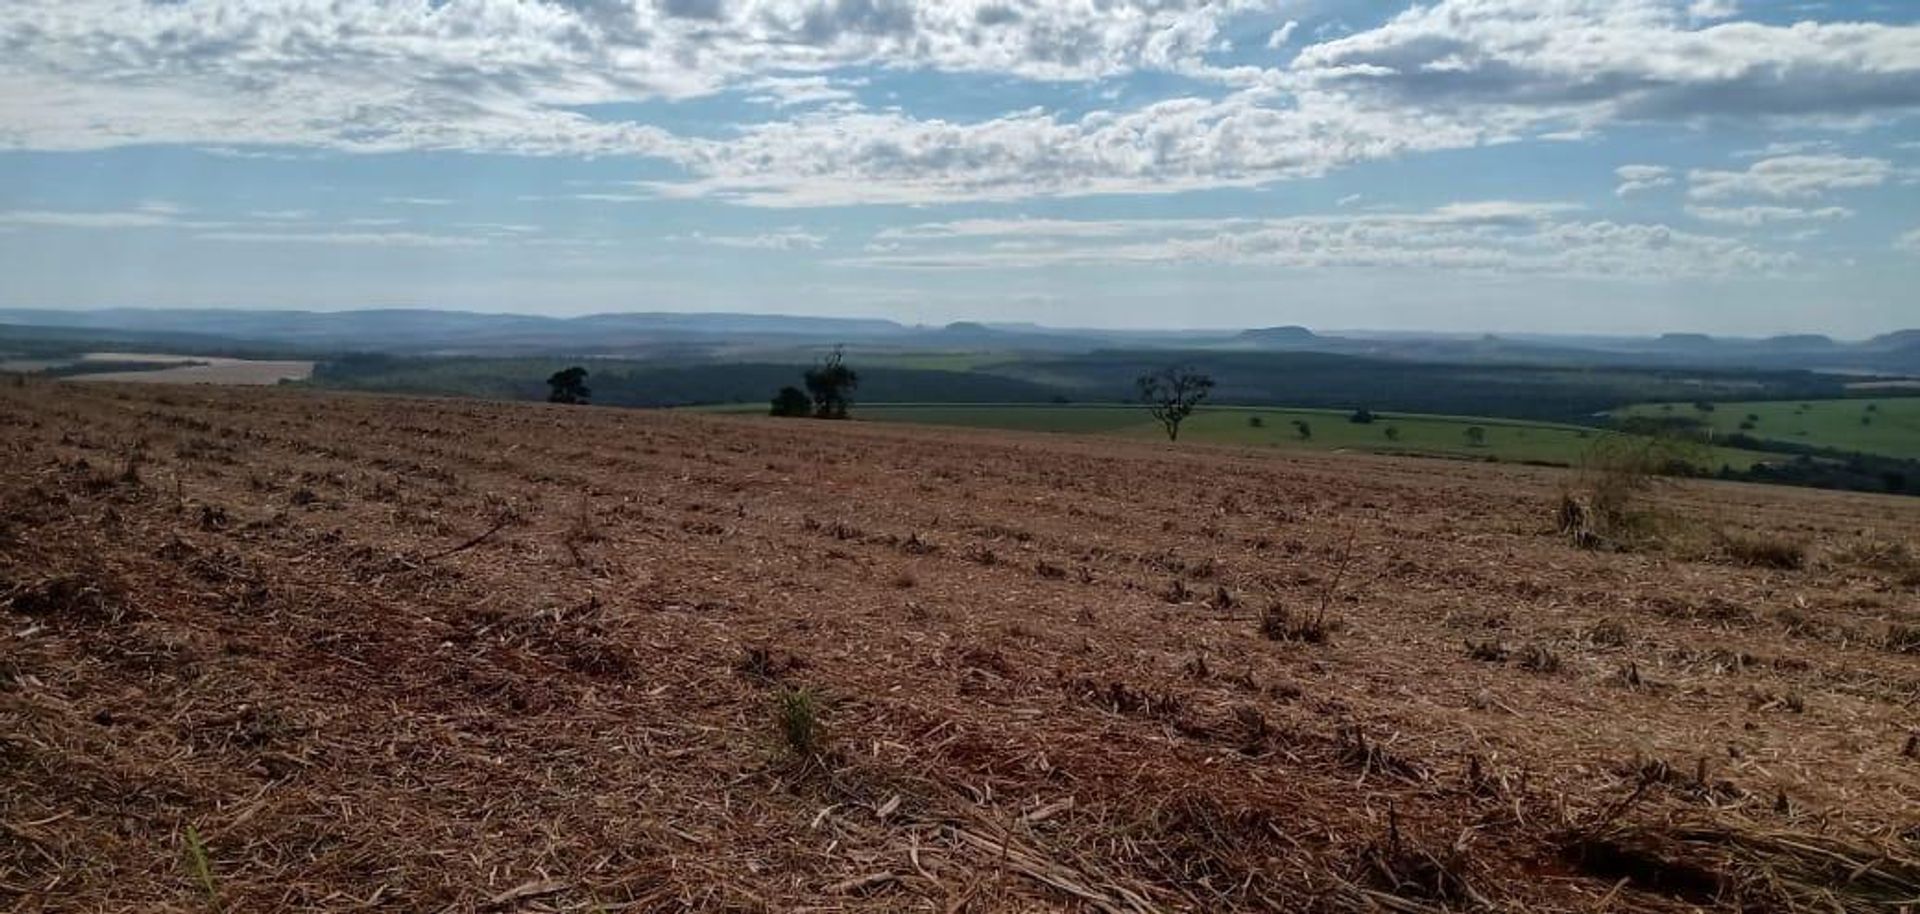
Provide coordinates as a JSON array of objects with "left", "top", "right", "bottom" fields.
[
  {"left": 1135, "top": 365, "right": 1215, "bottom": 441},
  {"left": 1349, "top": 408, "right": 1376, "bottom": 424},
  {"left": 770, "top": 385, "right": 812, "bottom": 417},
  {"left": 804, "top": 346, "right": 859, "bottom": 419},
  {"left": 1383, "top": 425, "right": 1400, "bottom": 442},
  {"left": 547, "top": 366, "right": 590, "bottom": 404},
  {"left": 1464, "top": 425, "right": 1487, "bottom": 447},
  {"left": 1292, "top": 420, "right": 1312, "bottom": 442}
]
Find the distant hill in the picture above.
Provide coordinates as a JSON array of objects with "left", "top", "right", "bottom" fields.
[
  {"left": 1, "top": 308, "right": 1915, "bottom": 375},
  {"left": 1236, "top": 325, "right": 1318, "bottom": 347}
]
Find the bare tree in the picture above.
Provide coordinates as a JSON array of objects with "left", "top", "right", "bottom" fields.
[{"left": 1136, "top": 365, "right": 1215, "bottom": 441}]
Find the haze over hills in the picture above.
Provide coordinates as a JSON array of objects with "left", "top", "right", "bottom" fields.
[{"left": 1, "top": 307, "right": 1917, "bottom": 374}]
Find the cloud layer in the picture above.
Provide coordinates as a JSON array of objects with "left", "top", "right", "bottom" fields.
[
  {"left": 4, "top": 0, "right": 1918, "bottom": 206},
  {"left": 847, "top": 204, "right": 1787, "bottom": 280}
]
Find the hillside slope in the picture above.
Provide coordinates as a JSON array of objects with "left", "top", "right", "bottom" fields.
[{"left": 2, "top": 382, "right": 1917, "bottom": 912}]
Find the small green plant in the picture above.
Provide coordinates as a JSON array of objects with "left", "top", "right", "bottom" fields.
[
  {"left": 775, "top": 686, "right": 825, "bottom": 759},
  {"left": 183, "top": 824, "right": 220, "bottom": 911}
]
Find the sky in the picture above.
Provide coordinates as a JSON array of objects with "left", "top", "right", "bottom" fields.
[{"left": 1, "top": 0, "right": 1918, "bottom": 337}]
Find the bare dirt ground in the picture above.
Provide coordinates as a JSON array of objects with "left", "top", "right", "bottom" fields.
[
  {"left": 2, "top": 380, "right": 1917, "bottom": 913},
  {"left": 67, "top": 354, "right": 315, "bottom": 386}
]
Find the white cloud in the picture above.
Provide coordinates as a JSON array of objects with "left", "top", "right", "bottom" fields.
[
  {"left": 195, "top": 230, "right": 485, "bottom": 247},
  {"left": 1687, "top": 0, "right": 1739, "bottom": 22},
  {"left": 668, "top": 229, "right": 827, "bottom": 250},
  {"left": 381, "top": 197, "right": 456, "bottom": 207},
  {"left": 1290, "top": 0, "right": 1920, "bottom": 126},
  {"left": 0, "top": 208, "right": 180, "bottom": 228},
  {"left": 743, "top": 75, "right": 863, "bottom": 108},
  {"left": 1614, "top": 164, "right": 1674, "bottom": 196},
  {"left": 1267, "top": 20, "right": 1299, "bottom": 49},
  {"left": 1735, "top": 139, "right": 1837, "bottom": 158},
  {"left": 851, "top": 204, "right": 1785, "bottom": 279},
  {"left": 1897, "top": 228, "right": 1920, "bottom": 254},
  {"left": 1684, "top": 204, "right": 1852, "bottom": 226},
  {"left": 634, "top": 95, "right": 1501, "bottom": 206},
  {"left": 0, "top": 0, "right": 1916, "bottom": 209},
  {"left": 1687, "top": 155, "right": 1891, "bottom": 200}
]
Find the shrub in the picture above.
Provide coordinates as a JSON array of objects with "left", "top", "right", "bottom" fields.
[
  {"left": 1557, "top": 432, "right": 1703, "bottom": 551},
  {"left": 769, "top": 386, "right": 811, "bottom": 417},
  {"left": 546, "top": 366, "right": 590, "bottom": 404}
]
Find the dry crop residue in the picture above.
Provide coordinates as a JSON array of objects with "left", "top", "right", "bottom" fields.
[{"left": 2, "top": 380, "right": 1917, "bottom": 912}]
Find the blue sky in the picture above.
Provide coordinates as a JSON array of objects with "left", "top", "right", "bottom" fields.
[{"left": 1, "top": 0, "right": 1917, "bottom": 335}]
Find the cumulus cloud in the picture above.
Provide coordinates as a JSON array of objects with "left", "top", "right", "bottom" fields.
[
  {"left": 634, "top": 95, "right": 1501, "bottom": 206},
  {"left": 1289, "top": 0, "right": 1920, "bottom": 125},
  {"left": 1614, "top": 164, "right": 1674, "bottom": 196},
  {"left": 850, "top": 204, "right": 1785, "bottom": 279},
  {"left": 1687, "top": 155, "right": 1891, "bottom": 200},
  {"left": 1267, "top": 20, "right": 1298, "bottom": 49}
]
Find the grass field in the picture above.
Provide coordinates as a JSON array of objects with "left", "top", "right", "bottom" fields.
[
  {"left": 706, "top": 402, "right": 1771, "bottom": 469},
  {"left": 1616, "top": 397, "right": 1920, "bottom": 459}
]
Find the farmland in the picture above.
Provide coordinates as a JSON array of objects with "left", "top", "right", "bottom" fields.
[
  {"left": 1615, "top": 397, "right": 1920, "bottom": 460},
  {"left": 3, "top": 381, "right": 1919, "bottom": 912},
  {"left": 0, "top": 351, "right": 314, "bottom": 385},
  {"left": 707, "top": 403, "right": 1774, "bottom": 469}
]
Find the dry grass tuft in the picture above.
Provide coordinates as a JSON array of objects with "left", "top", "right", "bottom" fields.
[
  {"left": 1557, "top": 433, "right": 1699, "bottom": 551},
  {"left": 1717, "top": 529, "right": 1806, "bottom": 570},
  {"left": 1565, "top": 813, "right": 1920, "bottom": 913}
]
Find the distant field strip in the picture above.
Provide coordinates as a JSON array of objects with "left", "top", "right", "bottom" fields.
[
  {"left": 705, "top": 402, "right": 1772, "bottom": 469},
  {"left": 1616, "top": 396, "right": 1920, "bottom": 459}
]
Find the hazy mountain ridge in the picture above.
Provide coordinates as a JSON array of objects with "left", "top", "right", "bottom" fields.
[{"left": 0, "top": 308, "right": 1914, "bottom": 374}]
